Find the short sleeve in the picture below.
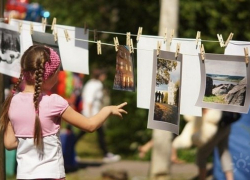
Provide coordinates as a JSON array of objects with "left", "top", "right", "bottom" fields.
[{"left": 49, "top": 94, "right": 69, "bottom": 116}]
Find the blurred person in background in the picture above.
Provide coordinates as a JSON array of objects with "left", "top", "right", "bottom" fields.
[
  {"left": 78, "top": 68, "right": 121, "bottom": 163},
  {"left": 195, "top": 109, "right": 240, "bottom": 180}
]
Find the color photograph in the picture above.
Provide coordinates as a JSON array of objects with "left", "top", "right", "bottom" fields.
[
  {"left": 204, "top": 60, "right": 246, "bottom": 106},
  {"left": 153, "top": 58, "right": 180, "bottom": 125},
  {"left": 196, "top": 53, "right": 250, "bottom": 113},
  {"left": 148, "top": 50, "right": 182, "bottom": 134},
  {"left": 113, "top": 45, "right": 135, "bottom": 92}
]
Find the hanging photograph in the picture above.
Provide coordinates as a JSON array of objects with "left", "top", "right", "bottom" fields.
[
  {"left": 113, "top": 45, "right": 135, "bottom": 92},
  {"left": 196, "top": 53, "right": 250, "bottom": 113},
  {"left": 32, "top": 31, "right": 62, "bottom": 70},
  {"left": 0, "top": 23, "right": 22, "bottom": 77},
  {"left": 148, "top": 50, "right": 182, "bottom": 134}
]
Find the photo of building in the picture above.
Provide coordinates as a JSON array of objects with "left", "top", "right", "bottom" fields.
[{"left": 113, "top": 45, "right": 135, "bottom": 91}]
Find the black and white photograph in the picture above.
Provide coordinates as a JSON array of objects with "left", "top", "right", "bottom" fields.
[
  {"left": 113, "top": 45, "right": 135, "bottom": 92},
  {"left": 196, "top": 53, "right": 250, "bottom": 113},
  {"left": 0, "top": 23, "right": 23, "bottom": 78},
  {"left": 0, "top": 28, "right": 20, "bottom": 64},
  {"left": 148, "top": 50, "right": 182, "bottom": 134}
]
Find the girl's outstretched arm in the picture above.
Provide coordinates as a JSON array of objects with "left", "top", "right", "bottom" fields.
[
  {"left": 4, "top": 122, "right": 18, "bottom": 150},
  {"left": 62, "top": 102, "right": 127, "bottom": 132}
]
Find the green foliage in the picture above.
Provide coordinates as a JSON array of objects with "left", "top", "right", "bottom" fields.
[
  {"left": 31, "top": 0, "right": 250, "bottom": 158},
  {"left": 179, "top": 0, "right": 250, "bottom": 53},
  {"left": 156, "top": 58, "right": 177, "bottom": 86}
]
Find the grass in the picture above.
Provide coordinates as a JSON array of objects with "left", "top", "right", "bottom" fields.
[
  {"left": 75, "top": 132, "right": 103, "bottom": 159},
  {"left": 203, "top": 95, "right": 225, "bottom": 104}
]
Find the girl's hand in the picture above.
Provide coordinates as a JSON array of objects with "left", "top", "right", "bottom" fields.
[{"left": 109, "top": 102, "right": 128, "bottom": 119}]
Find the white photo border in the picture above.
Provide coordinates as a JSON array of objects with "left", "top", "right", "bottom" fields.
[
  {"left": 147, "top": 50, "right": 183, "bottom": 134},
  {"left": 196, "top": 53, "right": 250, "bottom": 113}
]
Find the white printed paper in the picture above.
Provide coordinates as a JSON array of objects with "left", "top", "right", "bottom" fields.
[
  {"left": 55, "top": 25, "right": 89, "bottom": 74},
  {"left": 170, "top": 39, "right": 202, "bottom": 116},
  {"left": 225, "top": 40, "right": 250, "bottom": 56}
]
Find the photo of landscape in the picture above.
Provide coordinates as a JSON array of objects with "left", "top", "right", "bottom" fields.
[
  {"left": 203, "top": 60, "right": 246, "bottom": 106},
  {"left": 153, "top": 58, "right": 181, "bottom": 125}
]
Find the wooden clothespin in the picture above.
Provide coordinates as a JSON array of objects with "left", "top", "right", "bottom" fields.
[
  {"left": 84, "top": 22, "right": 88, "bottom": 34},
  {"left": 53, "top": 27, "right": 58, "bottom": 42},
  {"left": 64, "top": 29, "right": 70, "bottom": 41},
  {"left": 164, "top": 28, "right": 168, "bottom": 44},
  {"left": 126, "top": 32, "right": 131, "bottom": 46},
  {"left": 244, "top": 47, "right": 249, "bottom": 65},
  {"left": 18, "top": 22, "right": 22, "bottom": 33},
  {"left": 51, "top": 17, "right": 56, "bottom": 30},
  {"left": 224, "top": 32, "right": 234, "bottom": 48},
  {"left": 169, "top": 29, "right": 175, "bottom": 45},
  {"left": 157, "top": 41, "right": 161, "bottom": 56},
  {"left": 130, "top": 39, "right": 134, "bottom": 53},
  {"left": 175, "top": 43, "right": 181, "bottom": 59},
  {"left": 136, "top": 27, "right": 143, "bottom": 42},
  {"left": 54, "top": 32, "right": 58, "bottom": 42},
  {"left": 30, "top": 22, "right": 34, "bottom": 35},
  {"left": 217, "top": 34, "right": 224, "bottom": 47},
  {"left": 42, "top": 18, "right": 47, "bottom": 31},
  {"left": 97, "top": 40, "right": 102, "bottom": 55},
  {"left": 196, "top": 31, "right": 201, "bottom": 49},
  {"left": 200, "top": 44, "right": 205, "bottom": 61},
  {"left": 113, "top": 37, "right": 119, "bottom": 52},
  {"left": 94, "top": 29, "right": 98, "bottom": 41}
]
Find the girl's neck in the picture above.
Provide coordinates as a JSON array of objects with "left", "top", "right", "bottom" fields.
[{"left": 23, "top": 85, "right": 35, "bottom": 93}]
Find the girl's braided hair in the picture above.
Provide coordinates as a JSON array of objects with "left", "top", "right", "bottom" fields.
[{"left": 0, "top": 45, "right": 59, "bottom": 150}]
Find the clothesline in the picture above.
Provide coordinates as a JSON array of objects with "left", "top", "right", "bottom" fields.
[
  {"left": 7, "top": 19, "right": 233, "bottom": 43},
  {"left": 3, "top": 19, "right": 250, "bottom": 56},
  {"left": 6, "top": 18, "right": 250, "bottom": 45}
]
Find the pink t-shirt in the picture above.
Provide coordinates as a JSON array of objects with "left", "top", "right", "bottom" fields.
[{"left": 9, "top": 92, "right": 69, "bottom": 137}]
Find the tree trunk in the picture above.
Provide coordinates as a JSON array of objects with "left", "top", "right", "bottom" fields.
[{"left": 150, "top": 0, "right": 179, "bottom": 179}]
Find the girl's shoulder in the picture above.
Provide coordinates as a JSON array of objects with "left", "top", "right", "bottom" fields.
[
  {"left": 46, "top": 93, "right": 67, "bottom": 102},
  {"left": 46, "top": 93, "right": 69, "bottom": 107}
]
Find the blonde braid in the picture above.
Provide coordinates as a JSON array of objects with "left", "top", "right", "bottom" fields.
[
  {"left": 33, "top": 52, "right": 46, "bottom": 150},
  {"left": 13, "top": 72, "right": 23, "bottom": 93}
]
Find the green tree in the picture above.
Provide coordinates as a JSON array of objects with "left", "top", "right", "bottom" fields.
[
  {"left": 179, "top": 0, "right": 250, "bottom": 53},
  {"left": 156, "top": 58, "right": 177, "bottom": 86}
]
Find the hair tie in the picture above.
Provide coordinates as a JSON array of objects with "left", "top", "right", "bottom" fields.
[
  {"left": 44, "top": 47, "right": 61, "bottom": 80},
  {"left": 35, "top": 109, "right": 39, "bottom": 114},
  {"left": 12, "top": 90, "right": 16, "bottom": 94}
]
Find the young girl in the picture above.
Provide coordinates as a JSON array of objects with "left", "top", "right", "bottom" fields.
[{"left": 0, "top": 45, "right": 127, "bottom": 180}]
